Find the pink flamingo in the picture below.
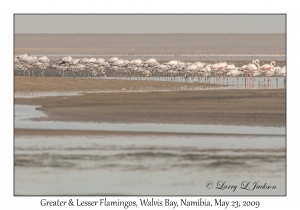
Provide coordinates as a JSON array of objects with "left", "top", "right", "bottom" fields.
[
  {"left": 260, "top": 61, "right": 276, "bottom": 84},
  {"left": 211, "top": 62, "right": 228, "bottom": 84},
  {"left": 217, "top": 62, "right": 228, "bottom": 85},
  {"left": 244, "top": 60, "right": 260, "bottom": 88},
  {"left": 211, "top": 63, "right": 220, "bottom": 84},
  {"left": 225, "top": 64, "right": 235, "bottom": 85},
  {"left": 260, "top": 61, "right": 276, "bottom": 71}
]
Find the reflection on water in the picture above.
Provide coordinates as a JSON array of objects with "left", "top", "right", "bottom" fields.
[
  {"left": 103, "top": 76, "right": 285, "bottom": 90},
  {"left": 15, "top": 89, "right": 176, "bottom": 98},
  {"left": 15, "top": 135, "right": 285, "bottom": 195},
  {"left": 206, "top": 76, "right": 285, "bottom": 89},
  {"left": 15, "top": 91, "right": 83, "bottom": 98},
  {"left": 14, "top": 77, "right": 285, "bottom": 99},
  {"left": 14, "top": 104, "right": 286, "bottom": 195}
]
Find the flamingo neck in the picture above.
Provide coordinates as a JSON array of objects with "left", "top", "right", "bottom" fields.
[
  {"left": 271, "top": 61, "right": 275, "bottom": 67},
  {"left": 254, "top": 61, "right": 260, "bottom": 68}
]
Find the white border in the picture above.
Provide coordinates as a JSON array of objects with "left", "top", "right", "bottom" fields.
[{"left": 3, "top": 0, "right": 296, "bottom": 209}]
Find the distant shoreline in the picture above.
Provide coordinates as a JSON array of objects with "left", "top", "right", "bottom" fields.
[
  {"left": 14, "top": 33, "right": 286, "bottom": 35},
  {"left": 13, "top": 51, "right": 286, "bottom": 61},
  {"left": 15, "top": 33, "right": 285, "bottom": 55}
]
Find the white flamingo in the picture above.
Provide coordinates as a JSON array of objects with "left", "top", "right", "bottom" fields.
[
  {"left": 38, "top": 56, "right": 49, "bottom": 63},
  {"left": 108, "top": 57, "right": 119, "bottom": 64},
  {"left": 129, "top": 59, "right": 143, "bottom": 66},
  {"left": 256, "top": 61, "right": 276, "bottom": 83},
  {"left": 211, "top": 62, "right": 228, "bottom": 83},
  {"left": 246, "top": 60, "right": 260, "bottom": 71},
  {"left": 194, "top": 62, "right": 205, "bottom": 70},
  {"left": 185, "top": 64, "right": 199, "bottom": 82},
  {"left": 227, "top": 68, "right": 244, "bottom": 77},
  {"left": 276, "top": 66, "right": 286, "bottom": 77},
  {"left": 22, "top": 55, "right": 38, "bottom": 76}
]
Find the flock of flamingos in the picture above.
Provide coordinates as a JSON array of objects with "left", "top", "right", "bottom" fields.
[{"left": 14, "top": 54, "right": 286, "bottom": 84}]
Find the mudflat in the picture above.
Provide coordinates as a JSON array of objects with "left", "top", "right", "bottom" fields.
[
  {"left": 14, "top": 76, "right": 219, "bottom": 92},
  {"left": 14, "top": 128, "right": 284, "bottom": 137},
  {"left": 15, "top": 77, "right": 286, "bottom": 127},
  {"left": 15, "top": 33, "right": 285, "bottom": 54}
]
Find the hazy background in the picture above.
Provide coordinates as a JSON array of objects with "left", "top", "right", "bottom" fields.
[
  {"left": 15, "top": 14, "right": 285, "bottom": 34},
  {"left": 14, "top": 15, "right": 286, "bottom": 56}
]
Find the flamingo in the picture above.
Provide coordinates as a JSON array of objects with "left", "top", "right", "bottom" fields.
[
  {"left": 21, "top": 55, "right": 38, "bottom": 76},
  {"left": 111, "top": 59, "right": 127, "bottom": 79},
  {"left": 17, "top": 54, "right": 29, "bottom": 62},
  {"left": 252, "top": 70, "right": 262, "bottom": 77},
  {"left": 13, "top": 54, "right": 286, "bottom": 90},
  {"left": 227, "top": 68, "right": 244, "bottom": 77},
  {"left": 194, "top": 62, "right": 205, "bottom": 70},
  {"left": 198, "top": 64, "right": 212, "bottom": 83},
  {"left": 14, "top": 57, "right": 22, "bottom": 76},
  {"left": 95, "top": 58, "right": 106, "bottom": 65},
  {"left": 141, "top": 69, "right": 152, "bottom": 78},
  {"left": 71, "top": 59, "right": 81, "bottom": 65},
  {"left": 61, "top": 56, "right": 73, "bottom": 63},
  {"left": 217, "top": 62, "right": 228, "bottom": 71},
  {"left": 240, "top": 65, "right": 247, "bottom": 72},
  {"left": 88, "top": 57, "right": 97, "bottom": 63},
  {"left": 155, "top": 64, "right": 169, "bottom": 80},
  {"left": 128, "top": 59, "right": 143, "bottom": 78},
  {"left": 185, "top": 64, "right": 199, "bottom": 82},
  {"left": 94, "top": 58, "right": 109, "bottom": 77},
  {"left": 260, "top": 61, "right": 276, "bottom": 72},
  {"left": 245, "top": 60, "right": 260, "bottom": 72},
  {"left": 108, "top": 57, "right": 119, "bottom": 64},
  {"left": 164, "top": 60, "right": 179, "bottom": 68},
  {"left": 265, "top": 69, "right": 275, "bottom": 77},
  {"left": 259, "top": 61, "right": 276, "bottom": 83},
  {"left": 38, "top": 56, "right": 49, "bottom": 63},
  {"left": 225, "top": 64, "right": 236, "bottom": 74},
  {"left": 210, "top": 63, "right": 221, "bottom": 83},
  {"left": 143, "top": 58, "right": 159, "bottom": 80},
  {"left": 144, "top": 58, "right": 158, "bottom": 65},
  {"left": 40, "top": 63, "right": 49, "bottom": 77},
  {"left": 212, "top": 62, "right": 228, "bottom": 84},
  {"left": 34, "top": 62, "right": 43, "bottom": 76},
  {"left": 164, "top": 60, "right": 183, "bottom": 81},
  {"left": 276, "top": 66, "right": 286, "bottom": 76},
  {"left": 129, "top": 59, "right": 143, "bottom": 66},
  {"left": 244, "top": 60, "right": 260, "bottom": 85},
  {"left": 80, "top": 58, "right": 90, "bottom": 64},
  {"left": 75, "top": 64, "right": 85, "bottom": 77}
]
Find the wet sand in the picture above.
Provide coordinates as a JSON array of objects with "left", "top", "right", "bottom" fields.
[
  {"left": 15, "top": 33, "right": 285, "bottom": 55},
  {"left": 15, "top": 77, "right": 286, "bottom": 127},
  {"left": 14, "top": 76, "right": 220, "bottom": 92},
  {"left": 14, "top": 128, "right": 284, "bottom": 137}
]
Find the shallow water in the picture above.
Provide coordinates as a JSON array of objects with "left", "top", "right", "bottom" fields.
[
  {"left": 14, "top": 89, "right": 177, "bottom": 98},
  {"left": 73, "top": 76, "right": 286, "bottom": 90},
  {"left": 14, "top": 104, "right": 286, "bottom": 195},
  {"left": 15, "top": 135, "right": 285, "bottom": 195},
  {"left": 15, "top": 91, "right": 84, "bottom": 98},
  {"left": 105, "top": 76, "right": 284, "bottom": 90}
]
